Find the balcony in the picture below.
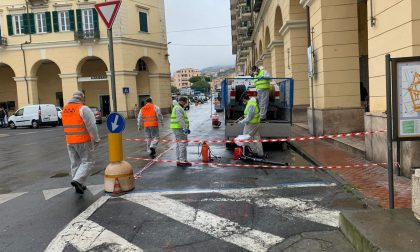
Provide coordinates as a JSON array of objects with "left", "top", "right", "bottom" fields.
[
  {"left": 74, "top": 30, "right": 100, "bottom": 41},
  {"left": 28, "top": 0, "right": 49, "bottom": 4},
  {"left": 0, "top": 37, "right": 7, "bottom": 47},
  {"left": 240, "top": 6, "right": 252, "bottom": 21}
]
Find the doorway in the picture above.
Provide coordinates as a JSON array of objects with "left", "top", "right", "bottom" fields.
[
  {"left": 138, "top": 95, "right": 149, "bottom": 109},
  {"left": 100, "top": 95, "right": 110, "bottom": 116}
]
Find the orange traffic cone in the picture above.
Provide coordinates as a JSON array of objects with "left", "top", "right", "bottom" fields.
[{"left": 113, "top": 178, "right": 122, "bottom": 195}]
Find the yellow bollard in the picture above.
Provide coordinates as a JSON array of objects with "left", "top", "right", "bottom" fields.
[
  {"left": 108, "top": 133, "right": 123, "bottom": 162},
  {"left": 104, "top": 132, "right": 135, "bottom": 193}
]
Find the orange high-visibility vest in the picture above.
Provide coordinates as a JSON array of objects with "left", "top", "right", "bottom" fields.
[
  {"left": 142, "top": 103, "right": 158, "bottom": 127},
  {"left": 62, "top": 103, "right": 92, "bottom": 144}
]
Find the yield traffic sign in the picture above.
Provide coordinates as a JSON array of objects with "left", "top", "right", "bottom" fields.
[{"left": 94, "top": 0, "right": 122, "bottom": 29}]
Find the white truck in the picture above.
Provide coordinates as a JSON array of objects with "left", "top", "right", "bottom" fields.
[{"left": 221, "top": 77, "right": 294, "bottom": 148}]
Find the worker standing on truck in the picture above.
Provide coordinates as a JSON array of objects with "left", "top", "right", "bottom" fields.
[
  {"left": 137, "top": 97, "right": 164, "bottom": 158},
  {"left": 170, "top": 97, "right": 192, "bottom": 167},
  {"left": 251, "top": 65, "right": 271, "bottom": 121},
  {"left": 239, "top": 95, "right": 264, "bottom": 157}
]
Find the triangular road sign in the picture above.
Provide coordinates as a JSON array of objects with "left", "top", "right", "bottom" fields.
[{"left": 95, "top": 0, "right": 122, "bottom": 30}]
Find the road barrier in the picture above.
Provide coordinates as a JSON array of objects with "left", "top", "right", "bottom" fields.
[{"left": 125, "top": 130, "right": 386, "bottom": 144}]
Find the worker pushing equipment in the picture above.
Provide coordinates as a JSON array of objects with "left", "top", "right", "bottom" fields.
[
  {"left": 251, "top": 65, "right": 271, "bottom": 121},
  {"left": 137, "top": 97, "right": 164, "bottom": 158},
  {"left": 239, "top": 94, "right": 264, "bottom": 157}
]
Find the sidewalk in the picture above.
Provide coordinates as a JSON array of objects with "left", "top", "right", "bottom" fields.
[
  {"left": 290, "top": 125, "right": 420, "bottom": 251},
  {"left": 290, "top": 125, "right": 411, "bottom": 209}
]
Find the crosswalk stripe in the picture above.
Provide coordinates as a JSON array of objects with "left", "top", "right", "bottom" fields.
[
  {"left": 123, "top": 194, "right": 284, "bottom": 252},
  {"left": 0, "top": 192, "right": 27, "bottom": 205},
  {"left": 43, "top": 187, "right": 71, "bottom": 201}
]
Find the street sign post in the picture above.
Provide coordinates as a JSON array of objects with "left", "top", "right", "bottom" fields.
[
  {"left": 123, "top": 87, "right": 129, "bottom": 118},
  {"left": 95, "top": 0, "right": 122, "bottom": 112},
  {"left": 106, "top": 112, "right": 125, "bottom": 133}
]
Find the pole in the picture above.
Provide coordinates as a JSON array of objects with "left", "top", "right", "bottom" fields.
[
  {"left": 125, "top": 93, "right": 129, "bottom": 118},
  {"left": 396, "top": 140, "right": 401, "bottom": 176},
  {"left": 108, "top": 28, "right": 117, "bottom": 112},
  {"left": 385, "top": 53, "right": 394, "bottom": 209},
  {"left": 310, "top": 27, "right": 316, "bottom": 136}
]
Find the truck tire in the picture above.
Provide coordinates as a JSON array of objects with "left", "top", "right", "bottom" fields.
[{"left": 235, "top": 84, "right": 247, "bottom": 102}]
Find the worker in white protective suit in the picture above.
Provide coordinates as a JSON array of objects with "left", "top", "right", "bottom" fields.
[
  {"left": 239, "top": 95, "right": 264, "bottom": 157},
  {"left": 137, "top": 97, "right": 164, "bottom": 158},
  {"left": 251, "top": 65, "right": 271, "bottom": 121},
  {"left": 170, "top": 97, "right": 191, "bottom": 167},
  {"left": 62, "top": 91, "right": 100, "bottom": 194}
]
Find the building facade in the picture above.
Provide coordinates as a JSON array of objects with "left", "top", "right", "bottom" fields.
[
  {"left": 231, "top": 0, "right": 420, "bottom": 177},
  {"left": 171, "top": 68, "right": 201, "bottom": 89},
  {"left": 0, "top": 0, "right": 171, "bottom": 117}
]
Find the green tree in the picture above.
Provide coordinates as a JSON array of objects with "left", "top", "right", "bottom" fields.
[
  {"left": 191, "top": 79, "right": 210, "bottom": 93},
  {"left": 171, "top": 85, "right": 179, "bottom": 94},
  {"left": 189, "top": 76, "right": 202, "bottom": 83}
]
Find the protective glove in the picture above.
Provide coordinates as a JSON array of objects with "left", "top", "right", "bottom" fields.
[
  {"left": 257, "top": 77, "right": 263, "bottom": 81},
  {"left": 183, "top": 129, "right": 191, "bottom": 135},
  {"left": 239, "top": 119, "right": 247, "bottom": 125}
]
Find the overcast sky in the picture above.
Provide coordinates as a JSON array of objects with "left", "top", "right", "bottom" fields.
[{"left": 164, "top": 0, "right": 235, "bottom": 73}]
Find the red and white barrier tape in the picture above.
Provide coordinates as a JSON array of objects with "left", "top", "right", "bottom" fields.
[
  {"left": 129, "top": 156, "right": 388, "bottom": 179},
  {"left": 125, "top": 130, "right": 386, "bottom": 144}
]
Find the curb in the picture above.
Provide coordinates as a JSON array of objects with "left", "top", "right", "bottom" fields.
[{"left": 339, "top": 211, "right": 380, "bottom": 252}]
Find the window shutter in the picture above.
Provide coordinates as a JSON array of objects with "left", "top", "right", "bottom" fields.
[
  {"left": 69, "top": 10, "right": 75, "bottom": 31},
  {"left": 23, "top": 14, "right": 29, "bottom": 34},
  {"left": 6, "top": 15, "right": 13, "bottom": 36},
  {"left": 93, "top": 9, "right": 100, "bottom": 38},
  {"left": 29, "top": 13, "right": 36, "bottom": 34},
  {"left": 52, "top": 11, "right": 59, "bottom": 32},
  {"left": 46, "top": 12, "right": 52, "bottom": 33},
  {"left": 76, "top": 9, "right": 82, "bottom": 32},
  {"left": 139, "top": 12, "right": 148, "bottom": 32}
]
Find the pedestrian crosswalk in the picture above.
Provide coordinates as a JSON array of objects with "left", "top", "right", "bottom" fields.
[{"left": 46, "top": 182, "right": 341, "bottom": 252}]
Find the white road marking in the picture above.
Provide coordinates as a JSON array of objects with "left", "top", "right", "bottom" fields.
[
  {"left": 123, "top": 194, "right": 284, "bottom": 252},
  {"left": 0, "top": 134, "right": 9, "bottom": 138},
  {"left": 16, "top": 129, "right": 55, "bottom": 136},
  {"left": 46, "top": 196, "right": 142, "bottom": 251},
  {"left": 278, "top": 182, "right": 336, "bottom": 188},
  {"left": 43, "top": 187, "right": 71, "bottom": 201},
  {"left": 0, "top": 192, "right": 27, "bottom": 205},
  {"left": 254, "top": 198, "right": 339, "bottom": 227},
  {"left": 87, "top": 184, "right": 104, "bottom": 196}
]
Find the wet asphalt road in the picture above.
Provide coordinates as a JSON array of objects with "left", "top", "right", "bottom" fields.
[{"left": 0, "top": 103, "right": 363, "bottom": 251}]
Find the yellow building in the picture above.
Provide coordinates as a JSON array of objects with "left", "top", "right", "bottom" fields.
[
  {"left": 231, "top": 0, "right": 420, "bottom": 177},
  {"left": 171, "top": 68, "right": 201, "bottom": 89},
  {"left": 0, "top": 0, "right": 171, "bottom": 117}
]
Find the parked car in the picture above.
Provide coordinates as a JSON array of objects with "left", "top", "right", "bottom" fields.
[
  {"left": 89, "top": 107, "right": 103, "bottom": 124},
  {"left": 8, "top": 104, "right": 59, "bottom": 129},
  {"left": 56, "top": 107, "right": 62, "bottom": 125}
]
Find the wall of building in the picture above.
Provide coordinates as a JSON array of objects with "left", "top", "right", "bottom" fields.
[
  {"left": 0, "top": 65, "right": 17, "bottom": 110},
  {"left": 37, "top": 62, "right": 62, "bottom": 105},
  {"left": 0, "top": 0, "right": 171, "bottom": 114}
]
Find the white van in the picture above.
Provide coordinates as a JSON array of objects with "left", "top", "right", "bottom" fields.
[{"left": 8, "top": 104, "right": 59, "bottom": 129}]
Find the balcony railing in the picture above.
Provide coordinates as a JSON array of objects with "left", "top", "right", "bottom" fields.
[
  {"left": 74, "top": 30, "right": 100, "bottom": 41},
  {"left": 0, "top": 36, "right": 7, "bottom": 46}
]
